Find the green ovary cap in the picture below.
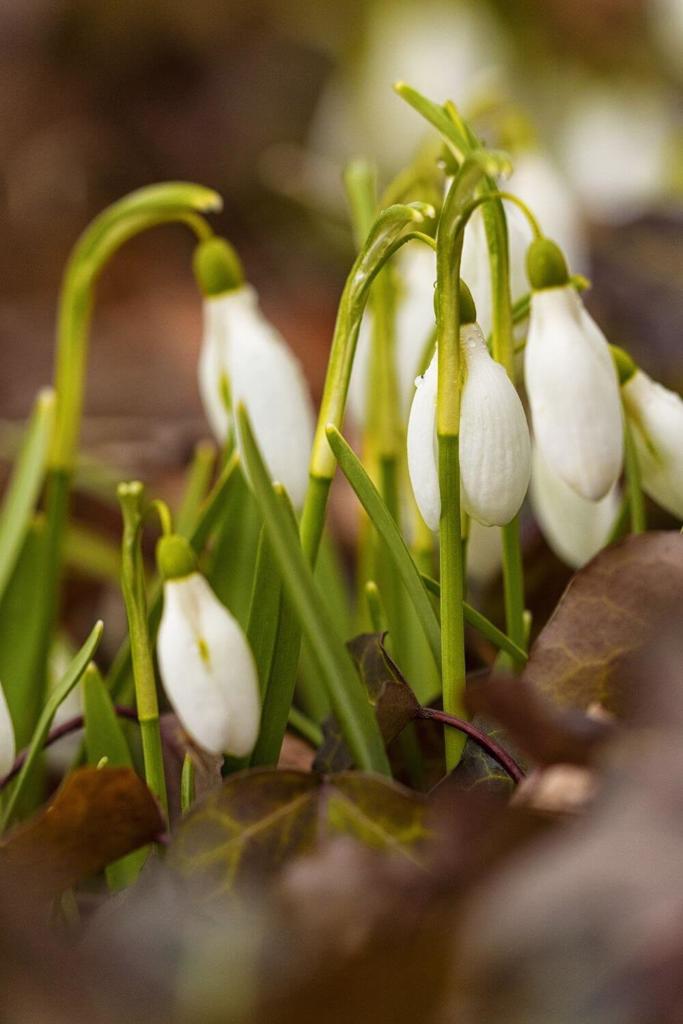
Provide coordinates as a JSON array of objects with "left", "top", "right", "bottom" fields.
[
  {"left": 526, "top": 237, "right": 569, "bottom": 291},
  {"left": 193, "top": 237, "right": 244, "bottom": 297},
  {"left": 156, "top": 534, "right": 198, "bottom": 581},
  {"left": 458, "top": 279, "right": 477, "bottom": 325},
  {"left": 610, "top": 344, "right": 637, "bottom": 385}
]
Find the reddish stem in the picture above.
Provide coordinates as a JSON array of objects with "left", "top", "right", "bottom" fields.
[
  {"left": 415, "top": 706, "right": 525, "bottom": 784},
  {"left": 0, "top": 706, "right": 138, "bottom": 789}
]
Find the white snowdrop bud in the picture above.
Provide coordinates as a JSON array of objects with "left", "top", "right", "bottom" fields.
[
  {"left": 156, "top": 535, "right": 260, "bottom": 759},
  {"left": 531, "top": 444, "right": 620, "bottom": 569},
  {"left": 525, "top": 238, "right": 623, "bottom": 501},
  {"left": 195, "top": 238, "right": 315, "bottom": 510},
  {"left": 0, "top": 681, "right": 15, "bottom": 780},
  {"left": 407, "top": 284, "right": 531, "bottom": 530},
  {"left": 622, "top": 369, "right": 683, "bottom": 520},
  {"left": 459, "top": 323, "right": 531, "bottom": 526}
]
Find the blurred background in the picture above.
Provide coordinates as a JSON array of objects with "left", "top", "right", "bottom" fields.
[{"left": 0, "top": 0, "right": 681, "bottom": 472}]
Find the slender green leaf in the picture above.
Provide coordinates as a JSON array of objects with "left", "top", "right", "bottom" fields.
[
  {"left": 0, "top": 389, "right": 55, "bottom": 602},
  {"left": 393, "top": 82, "right": 469, "bottom": 155},
  {"left": 175, "top": 440, "right": 217, "bottom": 537},
  {"left": 237, "top": 406, "right": 390, "bottom": 775},
  {"left": 420, "top": 574, "right": 527, "bottom": 665},
  {"left": 246, "top": 528, "right": 282, "bottom": 697},
  {"left": 0, "top": 517, "right": 51, "bottom": 748},
  {"left": 83, "top": 663, "right": 147, "bottom": 889},
  {"left": 325, "top": 426, "right": 442, "bottom": 674},
  {"left": 2, "top": 620, "right": 104, "bottom": 830},
  {"left": 207, "top": 464, "right": 262, "bottom": 630}
]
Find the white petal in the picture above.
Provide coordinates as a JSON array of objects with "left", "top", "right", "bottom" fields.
[
  {"left": 525, "top": 285, "right": 623, "bottom": 501},
  {"left": 407, "top": 353, "right": 440, "bottom": 531},
  {"left": 0, "top": 682, "right": 15, "bottom": 779},
  {"left": 198, "top": 297, "right": 232, "bottom": 443},
  {"left": 158, "top": 574, "right": 260, "bottom": 758},
  {"left": 623, "top": 370, "right": 683, "bottom": 519},
  {"left": 459, "top": 324, "right": 531, "bottom": 526},
  {"left": 531, "top": 444, "right": 620, "bottom": 569},
  {"left": 466, "top": 520, "right": 502, "bottom": 587},
  {"left": 200, "top": 286, "right": 315, "bottom": 509}
]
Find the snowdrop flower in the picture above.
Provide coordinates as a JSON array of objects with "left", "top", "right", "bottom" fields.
[
  {"left": 348, "top": 242, "right": 436, "bottom": 426},
  {"left": 0, "top": 681, "right": 15, "bottom": 779},
  {"left": 195, "top": 238, "right": 315, "bottom": 509},
  {"left": 619, "top": 355, "right": 683, "bottom": 520},
  {"left": 407, "top": 281, "right": 531, "bottom": 530},
  {"left": 156, "top": 534, "right": 260, "bottom": 759},
  {"left": 525, "top": 238, "right": 623, "bottom": 501},
  {"left": 531, "top": 444, "right": 620, "bottom": 569}
]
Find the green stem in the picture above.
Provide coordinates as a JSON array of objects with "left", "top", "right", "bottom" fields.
[
  {"left": 438, "top": 437, "right": 467, "bottom": 768},
  {"left": 624, "top": 417, "right": 646, "bottom": 533},
  {"left": 500, "top": 517, "right": 527, "bottom": 653},
  {"left": 117, "top": 482, "right": 168, "bottom": 817},
  {"left": 300, "top": 200, "right": 434, "bottom": 568}
]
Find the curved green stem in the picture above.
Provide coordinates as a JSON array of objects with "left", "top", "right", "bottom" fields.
[{"left": 300, "top": 200, "right": 434, "bottom": 567}]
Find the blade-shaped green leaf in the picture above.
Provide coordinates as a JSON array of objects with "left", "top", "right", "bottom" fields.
[
  {"left": 1, "top": 620, "right": 104, "bottom": 831},
  {"left": 325, "top": 426, "right": 442, "bottom": 674},
  {"left": 0, "top": 389, "right": 55, "bottom": 603},
  {"left": 83, "top": 663, "right": 147, "bottom": 889},
  {"left": 237, "top": 406, "right": 390, "bottom": 775}
]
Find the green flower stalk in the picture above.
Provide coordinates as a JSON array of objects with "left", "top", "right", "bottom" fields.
[
  {"left": 42, "top": 184, "right": 220, "bottom": 702},
  {"left": 299, "top": 199, "right": 435, "bottom": 567}
]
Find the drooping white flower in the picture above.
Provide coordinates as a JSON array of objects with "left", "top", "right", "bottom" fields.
[
  {"left": 157, "top": 536, "right": 260, "bottom": 759},
  {"left": 407, "top": 308, "right": 531, "bottom": 530},
  {"left": 622, "top": 368, "right": 683, "bottom": 519},
  {"left": 531, "top": 443, "right": 620, "bottom": 569},
  {"left": 525, "top": 239, "right": 623, "bottom": 501},
  {"left": 0, "top": 681, "right": 15, "bottom": 779},
  {"left": 348, "top": 243, "right": 436, "bottom": 427},
  {"left": 195, "top": 239, "right": 315, "bottom": 510}
]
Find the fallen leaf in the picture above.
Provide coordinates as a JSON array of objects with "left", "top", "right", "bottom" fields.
[
  {"left": 168, "top": 768, "right": 430, "bottom": 896},
  {"left": 0, "top": 766, "right": 164, "bottom": 898},
  {"left": 522, "top": 532, "right": 683, "bottom": 713}
]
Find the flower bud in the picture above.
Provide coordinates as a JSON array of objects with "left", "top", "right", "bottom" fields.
[
  {"left": 531, "top": 444, "right": 620, "bottom": 569},
  {"left": 157, "top": 563, "right": 260, "bottom": 759},
  {"left": 197, "top": 278, "right": 315, "bottom": 509},
  {"left": 0, "top": 681, "right": 15, "bottom": 779},
  {"left": 622, "top": 369, "right": 683, "bottom": 519},
  {"left": 407, "top": 319, "right": 531, "bottom": 530},
  {"left": 525, "top": 280, "right": 623, "bottom": 501}
]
